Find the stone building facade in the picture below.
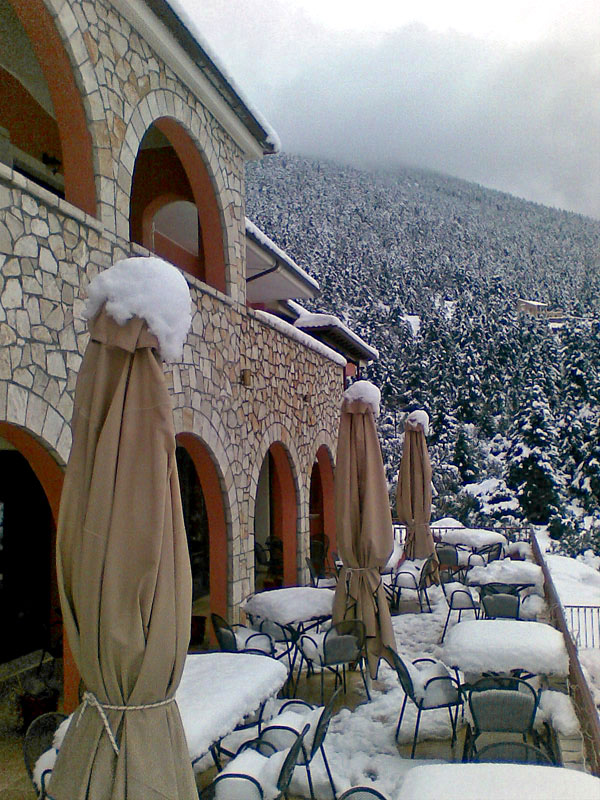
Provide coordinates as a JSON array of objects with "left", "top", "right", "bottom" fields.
[{"left": 0, "top": 0, "right": 346, "bottom": 699}]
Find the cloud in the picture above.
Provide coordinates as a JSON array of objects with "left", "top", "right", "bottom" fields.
[{"left": 187, "top": 1, "right": 600, "bottom": 219}]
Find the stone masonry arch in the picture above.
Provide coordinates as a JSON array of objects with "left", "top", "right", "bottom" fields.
[
  {"left": 116, "top": 93, "right": 237, "bottom": 294},
  {"left": 249, "top": 423, "right": 303, "bottom": 587}
]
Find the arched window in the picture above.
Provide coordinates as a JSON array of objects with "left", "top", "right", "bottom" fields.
[{"left": 130, "top": 120, "right": 226, "bottom": 292}]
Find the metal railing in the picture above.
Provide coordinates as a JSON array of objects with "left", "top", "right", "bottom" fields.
[{"left": 563, "top": 605, "right": 600, "bottom": 649}]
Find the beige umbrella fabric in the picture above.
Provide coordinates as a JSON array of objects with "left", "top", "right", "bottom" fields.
[
  {"left": 396, "top": 411, "right": 439, "bottom": 580},
  {"left": 332, "top": 381, "right": 395, "bottom": 678},
  {"left": 49, "top": 304, "right": 196, "bottom": 799}
]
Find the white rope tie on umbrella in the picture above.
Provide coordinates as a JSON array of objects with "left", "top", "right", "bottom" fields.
[{"left": 79, "top": 691, "right": 176, "bottom": 756}]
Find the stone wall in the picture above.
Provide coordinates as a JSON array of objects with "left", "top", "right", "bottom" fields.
[{"left": 0, "top": 0, "right": 343, "bottom": 616}]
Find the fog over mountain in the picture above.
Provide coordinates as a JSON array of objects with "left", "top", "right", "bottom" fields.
[{"left": 246, "top": 153, "right": 600, "bottom": 552}]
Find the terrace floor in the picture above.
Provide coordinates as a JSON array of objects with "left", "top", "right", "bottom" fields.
[{"left": 0, "top": 595, "right": 591, "bottom": 800}]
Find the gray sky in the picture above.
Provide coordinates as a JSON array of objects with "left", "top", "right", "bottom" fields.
[{"left": 177, "top": 0, "right": 600, "bottom": 219}]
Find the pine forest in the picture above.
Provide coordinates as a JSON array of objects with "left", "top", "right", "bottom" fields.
[{"left": 246, "top": 154, "right": 600, "bottom": 555}]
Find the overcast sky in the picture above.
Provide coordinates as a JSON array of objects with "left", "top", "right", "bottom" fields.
[{"left": 178, "top": 0, "right": 599, "bottom": 219}]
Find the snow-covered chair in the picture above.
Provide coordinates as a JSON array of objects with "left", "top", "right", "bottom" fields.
[
  {"left": 211, "top": 612, "right": 275, "bottom": 656},
  {"left": 440, "top": 576, "right": 480, "bottom": 641},
  {"left": 385, "top": 556, "right": 437, "bottom": 613},
  {"left": 202, "top": 723, "right": 310, "bottom": 800},
  {"left": 297, "top": 619, "right": 370, "bottom": 704},
  {"left": 23, "top": 712, "right": 68, "bottom": 798},
  {"left": 383, "top": 646, "right": 462, "bottom": 758}
]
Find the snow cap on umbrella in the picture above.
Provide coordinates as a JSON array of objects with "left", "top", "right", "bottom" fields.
[
  {"left": 406, "top": 409, "right": 430, "bottom": 435},
  {"left": 343, "top": 379, "right": 381, "bottom": 417},
  {"left": 83, "top": 256, "right": 192, "bottom": 362}
]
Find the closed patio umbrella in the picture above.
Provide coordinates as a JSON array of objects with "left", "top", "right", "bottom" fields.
[
  {"left": 332, "top": 381, "right": 395, "bottom": 678},
  {"left": 48, "top": 257, "right": 197, "bottom": 800},
  {"left": 396, "top": 410, "right": 439, "bottom": 578}
]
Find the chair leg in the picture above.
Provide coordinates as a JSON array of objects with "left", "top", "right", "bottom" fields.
[
  {"left": 320, "top": 665, "right": 325, "bottom": 705},
  {"left": 321, "top": 745, "right": 338, "bottom": 800},
  {"left": 305, "top": 762, "right": 316, "bottom": 800},
  {"left": 396, "top": 694, "right": 408, "bottom": 741},
  {"left": 440, "top": 609, "right": 452, "bottom": 642},
  {"left": 359, "top": 659, "right": 371, "bottom": 701},
  {"left": 411, "top": 707, "right": 423, "bottom": 758}
]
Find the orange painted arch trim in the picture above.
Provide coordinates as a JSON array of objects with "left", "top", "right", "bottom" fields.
[
  {"left": 155, "top": 118, "right": 227, "bottom": 294},
  {"left": 9, "top": 0, "right": 96, "bottom": 216},
  {"left": 176, "top": 433, "right": 228, "bottom": 632}
]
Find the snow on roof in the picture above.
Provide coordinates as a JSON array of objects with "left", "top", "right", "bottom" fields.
[
  {"left": 343, "top": 380, "right": 381, "bottom": 417},
  {"left": 84, "top": 257, "right": 191, "bottom": 362},
  {"left": 406, "top": 409, "right": 430, "bottom": 435},
  {"left": 163, "top": 1, "right": 280, "bottom": 152},
  {"left": 254, "top": 309, "right": 347, "bottom": 367},
  {"left": 245, "top": 218, "right": 319, "bottom": 291},
  {"left": 292, "top": 307, "right": 379, "bottom": 361}
]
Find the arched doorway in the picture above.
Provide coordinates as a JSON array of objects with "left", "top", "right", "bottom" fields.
[
  {"left": 0, "top": 424, "right": 64, "bottom": 666},
  {"left": 254, "top": 443, "right": 298, "bottom": 588},
  {"left": 129, "top": 118, "right": 226, "bottom": 292},
  {"left": 309, "top": 445, "right": 336, "bottom": 570},
  {"left": 176, "top": 433, "right": 227, "bottom": 642}
]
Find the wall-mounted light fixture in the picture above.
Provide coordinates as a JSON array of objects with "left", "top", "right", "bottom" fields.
[{"left": 240, "top": 368, "right": 253, "bottom": 388}]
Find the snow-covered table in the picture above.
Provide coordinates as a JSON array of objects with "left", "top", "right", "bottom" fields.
[
  {"left": 435, "top": 527, "right": 507, "bottom": 550},
  {"left": 432, "top": 519, "right": 507, "bottom": 550},
  {"left": 466, "top": 560, "right": 544, "bottom": 594},
  {"left": 177, "top": 652, "right": 288, "bottom": 768},
  {"left": 34, "top": 652, "right": 288, "bottom": 786},
  {"left": 442, "top": 619, "right": 569, "bottom": 677},
  {"left": 400, "top": 763, "right": 600, "bottom": 800},
  {"left": 242, "top": 586, "right": 335, "bottom": 629}
]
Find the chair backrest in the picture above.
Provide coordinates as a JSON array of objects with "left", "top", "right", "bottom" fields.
[
  {"left": 305, "top": 556, "right": 319, "bottom": 587},
  {"left": 23, "top": 711, "right": 67, "bottom": 783},
  {"left": 435, "top": 543, "right": 458, "bottom": 567},
  {"left": 259, "top": 618, "right": 298, "bottom": 648},
  {"left": 382, "top": 646, "right": 415, "bottom": 700},
  {"left": 211, "top": 613, "right": 239, "bottom": 652},
  {"left": 276, "top": 724, "right": 310, "bottom": 795},
  {"left": 418, "top": 556, "right": 438, "bottom": 589},
  {"left": 323, "top": 620, "right": 365, "bottom": 666},
  {"left": 482, "top": 592, "right": 520, "bottom": 619},
  {"left": 474, "top": 741, "right": 553, "bottom": 765},
  {"left": 479, "top": 582, "right": 519, "bottom": 597},
  {"left": 310, "top": 687, "right": 341, "bottom": 758},
  {"left": 338, "top": 788, "right": 390, "bottom": 800},
  {"left": 212, "top": 771, "right": 264, "bottom": 800},
  {"left": 255, "top": 542, "right": 270, "bottom": 567},
  {"left": 476, "top": 542, "right": 503, "bottom": 563},
  {"left": 468, "top": 680, "right": 538, "bottom": 736}
]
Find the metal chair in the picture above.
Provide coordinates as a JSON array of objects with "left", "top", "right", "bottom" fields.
[
  {"left": 297, "top": 619, "right": 371, "bottom": 704},
  {"left": 467, "top": 542, "right": 503, "bottom": 569},
  {"left": 205, "top": 723, "right": 310, "bottom": 800},
  {"left": 211, "top": 612, "right": 275, "bottom": 656},
  {"left": 305, "top": 556, "right": 337, "bottom": 588},
  {"left": 338, "top": 789, "right": 389, "bottom": 800},
  {"left": 310, "top": 533, "right": 330, "bottom": 574},
  {"left": 260, "top": 688, "right": 341, "bottom": 800},
  {"left": 481, "top": 592, "right": 521, "bottom": 620},
  {"left": 463, "top": 677, "right": 539, "bottom": 761},
  {"left": 439, "top": 574, "right": 480, "bottom": 642},
  {"left": 383, "top": 645, "right": 462, "bottom": 758},
  {"left": 23, "top": 711, "right": 67, "bottom": 799},
  {"left": 386, "top": 555, "right": 437, "bottom": 613},
  {"left": 473, "top": 740, "right": 553, "bottom": 765}
]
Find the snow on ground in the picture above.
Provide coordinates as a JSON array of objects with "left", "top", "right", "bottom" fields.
[{"left": 401, "top": 763, "right": 600, "bottom": 800}]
